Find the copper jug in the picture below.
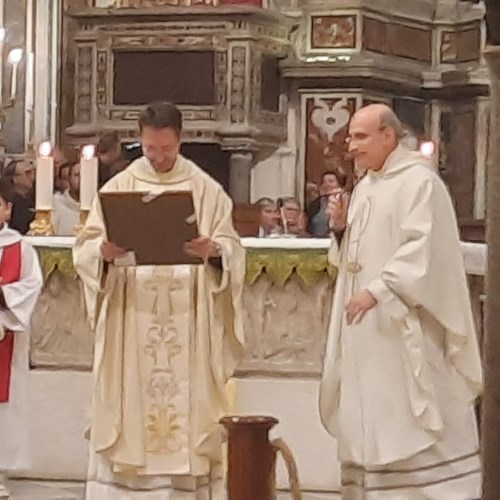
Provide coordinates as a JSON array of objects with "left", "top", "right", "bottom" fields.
[{"left": 220, "top": 415, "right": 302, "bottom": 500}]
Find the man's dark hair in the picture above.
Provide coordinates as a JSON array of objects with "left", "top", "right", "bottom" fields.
[
  {"left": 321, "top": 170, "right": 346, "bottom": 188},
  {"left": 97, "top": 131, "right": 120, "bottom": 154},
  {"left": 2, "top": 158, "right": 23, "bottom": 184},
  {"left": 0, "top": 177, "right": 14, "bottom": 204},
  {"left": 138, "top": 102, "right": 183, "bottom": 135}
]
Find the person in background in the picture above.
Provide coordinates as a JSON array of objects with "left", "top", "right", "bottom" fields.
[
  {"left": 279, "top": 197, "right": 309, "bottom": 237},
  {"left": 305, "top": 181, "right": 319, "bottom": 207},
  {"left": 53, "top": 162, "right": 80, "bottom": 236},
  {"left": 96, "top": 132, "right": 128, "bottom": 187},
  {"left": 2, "top": 159, "right": 35, "bottom": 235},
  {"left": 307, "top": 171, "right": 345, "bottom": 237},
  {"left": 55, "top": 162, "right": 71, "bottom": 193},
  {"left": 256, "top": 197, "right": 282, "bottom": 237}
]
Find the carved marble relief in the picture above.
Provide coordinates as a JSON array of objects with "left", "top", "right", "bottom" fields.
[
  {"left": 229, "top": 46, "right": 248, "bottom": 123},
  {"left": 238, "top": 274, "right": 333, "bottom": 376},
  {"left": 75, "top": 45, "right": 94, "bottom": 123},
  {"left": 310, "top": 15, "right": 356, "bottom": 51},
  {"left": 441, "top": 31, "right": 459, "bottom": 63},
  {"left": 302, "top": 94, "right": 357, "bottom": 190},
  {"left": 29, "top": 256, "right": 485, "bottom": 377},
  {"left": 29, "top": 265, "right": 333, "bottom": 376},
  {"left": 30, "top": 270, "right": 93, "bottom": 370}
]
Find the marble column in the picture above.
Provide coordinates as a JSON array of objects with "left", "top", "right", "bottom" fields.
[
  {"left": 32, "top": 0, "right": 61, "bottom": 147},
  {"left": 481, "top": 45, "right": 500, "bottom": 500},
  {"left": 474, "top": 97, "right": 490, "bottom": 219},
  {"left": 229, "top": 151, "right": 253, "bottom": 204},
  {"left": 3, "top": 0, "right": 27, "bottom": 153}
]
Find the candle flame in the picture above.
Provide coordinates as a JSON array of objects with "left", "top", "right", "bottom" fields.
[
  {"left": 419, "top": 141, "right": 435, "bottom": 159},
  {"left": 38, "top": 141, "right": 52, "bottom": 158},
  {"left": 8, "top": 48, "right": 23, "bottom": 65},
  {"left": 81, "top": 144, "right": 96, "bottom": 160}
]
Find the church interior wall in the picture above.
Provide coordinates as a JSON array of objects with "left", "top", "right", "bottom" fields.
[{"left": 0, "top": 0, "right": 492, "bottom": 496}]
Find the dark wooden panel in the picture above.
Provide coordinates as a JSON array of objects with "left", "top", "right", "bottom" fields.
[
  {"left": 113, "top": 51, "right": 215, "bottom": 106},
  {"left": 362, "top": 17, "right": 432, "bottom": 62},
  {"left": 232, "top": 203, "right": 261, "bottom": 236},
  {"left": 457, "top": 28, "right": 481, "bottom": 62},
  {"left": 389, "top": 24, "right": 432, "bottom": 62},
  {"left": 363, "top": 17, "right": 387, "bottom": 54},
  {"left": 440, "top": 108, "right": 476, "bottom": 220},
  {"left": 393, "top": 98, "right": 427, "bottom": 136},
  {"left": 180, "top": 143, "right": 230, "bottom": 191},
  {"left": 261, "top": 55, "right": 281, "bottom": 113}
]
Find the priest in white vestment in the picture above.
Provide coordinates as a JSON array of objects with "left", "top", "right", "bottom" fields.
[
  {"left": 0, "top": 179, "right": 43, "bottom": 499},
  {"left": 73, "top": 102, "right": 245, "bottom": 498},
  {"left": 319, "top": 104, "right": 483, "bottom": 499}
]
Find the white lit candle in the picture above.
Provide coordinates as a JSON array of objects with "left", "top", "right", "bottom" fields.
[
  {"left": 80, "top": 144, "right": 98, "bottom": 210},
  {"left": 419, "top": 141, "right": 435, "bottom": 159},
  {"left": 7, "top": 47, "right": 22, "bottom": 101},
  {"left": 36, "top": 141, "right": 54, "bottom": 210}
]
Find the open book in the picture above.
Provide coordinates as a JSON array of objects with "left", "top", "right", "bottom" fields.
[{"left": 99, "top": 190, "right": 202, "bottom": 266}]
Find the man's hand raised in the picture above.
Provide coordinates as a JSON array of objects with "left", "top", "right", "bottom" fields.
[{"left": 101, "top": 242, "right": 127, "bottom": 263}]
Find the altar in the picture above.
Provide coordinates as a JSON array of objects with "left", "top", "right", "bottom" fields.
[{"left": 15, "top": 236, "right": 486, "bottom": 497}]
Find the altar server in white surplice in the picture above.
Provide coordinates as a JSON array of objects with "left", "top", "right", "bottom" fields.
[
  {"left": 73, "top": 102, "right": 245, "bottom": 498},
  {"left": 0, "top": 178, "right": 43, "bottom": 499},
  {"left": 319, "top": 104, "right": 483, "bottom": 500}
]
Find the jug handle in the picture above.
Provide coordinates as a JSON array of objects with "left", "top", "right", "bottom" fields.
[{"left": 272, "top": 438, "right": 302, "bottom": 500}]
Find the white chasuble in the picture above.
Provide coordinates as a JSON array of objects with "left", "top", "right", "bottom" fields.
[
  {"left": 319, "top": 145, "right": 482, "bottom": 499},
  {"left": 73, "top": 155, "right": 245, "bottom": 493}
]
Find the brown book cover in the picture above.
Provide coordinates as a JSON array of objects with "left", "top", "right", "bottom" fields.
[{"left": 99, "top": 190, "right": 202, "bottom": 266}]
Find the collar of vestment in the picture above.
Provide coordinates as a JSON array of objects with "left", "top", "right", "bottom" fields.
[
  {"left": 368, "top": 144, "right": 433, "bottom": 180},
  {"left": 127, "top": 155, "right": 195, "bottom": 185},
  {"left": 0, "top": 224, "right": 22, "bottom": 247}
]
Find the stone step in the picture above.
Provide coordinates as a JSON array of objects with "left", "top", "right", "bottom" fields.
[{"left": 7, "top": 480, "right": 341, "bottom": 499}]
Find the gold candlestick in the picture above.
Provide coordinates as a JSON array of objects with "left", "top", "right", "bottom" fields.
[
  {"left": 73, "top": 210, "right": 89, "bottom": 236},
  {"left": 28, "top": 210, "right": 54, "bottom": 236}
]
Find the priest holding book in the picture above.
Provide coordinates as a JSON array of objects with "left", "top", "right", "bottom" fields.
[{"left": 73, "top": 102, "right": 245, "bottom": 498}]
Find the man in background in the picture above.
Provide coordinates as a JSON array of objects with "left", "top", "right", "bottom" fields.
[
  {"left": 307, "top": 171, "right": 345, "bottom": 237},
  {"left": 2, "top": 159, "right": 35, "bottom": 235},
  {"left": 280, "top": 197, "right": 309, "bottom": 237},
  {"left": 256, "top": 197, "right": 281, "bottom": 237},
  {"left": 96, "top": 132, "right": 128, "bottom": 187}
]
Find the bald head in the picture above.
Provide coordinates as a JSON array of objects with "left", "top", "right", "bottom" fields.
[
  {"left": 354, "top": 104, "right": 404, "bottom": 140},
  {"left": 347, "top": 104, "right": 403, "bottom": 172}
]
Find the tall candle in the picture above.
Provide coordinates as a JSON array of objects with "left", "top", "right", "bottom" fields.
[
  {"left": 80, "top": 144, "right": 98, "bottom": 210},
  {"left": 7, "top": 47, "right": 22, "bottom": 101},
  {"left": 35, "top": 141, "right": 54, "bottom": 210}
]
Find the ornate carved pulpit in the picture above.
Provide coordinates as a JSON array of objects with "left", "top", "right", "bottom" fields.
[{"left": 61, "top": 1, "right": 291, "bottom": 202}]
